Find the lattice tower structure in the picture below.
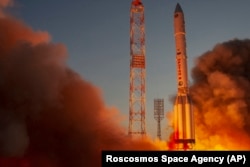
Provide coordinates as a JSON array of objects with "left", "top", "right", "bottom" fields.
[
  {"left": 128, "top": 0, "right": 146, "bottom": 137},
  {"left": 154, "top": 99, "right": 164, "bottom": 140}
]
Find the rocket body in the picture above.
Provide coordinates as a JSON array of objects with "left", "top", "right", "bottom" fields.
[{"left": 173, "top": 3, "right": 195, "bottom": 150}]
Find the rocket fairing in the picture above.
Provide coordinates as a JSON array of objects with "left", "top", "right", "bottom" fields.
[{"left": 173, "top": 3, "right": 195, "bottom": 150}]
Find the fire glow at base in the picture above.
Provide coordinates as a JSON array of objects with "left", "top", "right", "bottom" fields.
[{"left": 1, "top": 0, "right": 250, "bottom": 166}]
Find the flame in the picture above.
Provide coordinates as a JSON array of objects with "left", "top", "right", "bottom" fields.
[
  {"left": 0, "top": 1, "right": 250, "bottom": 167},
  {"left": 189, "top": 39, "right": 250, "bottom": 150},
  {"left": 164, "top": 40, "right": 250, "bottom": 151}
]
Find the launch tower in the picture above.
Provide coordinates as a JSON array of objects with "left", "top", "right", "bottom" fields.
[
  {"left": 128, "top": 0, "right": 146, "bottom": 136},
  {"left": 154, "top": 98, "right": 164, "bottom": 140}
]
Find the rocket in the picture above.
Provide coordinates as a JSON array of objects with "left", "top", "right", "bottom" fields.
[{"left": 173, "top": 3, "right": 195, "bottom": 150}]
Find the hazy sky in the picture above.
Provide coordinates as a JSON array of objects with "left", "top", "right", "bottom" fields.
[{"left": 11, "top": 0, "right": 250, "bottom": 139}]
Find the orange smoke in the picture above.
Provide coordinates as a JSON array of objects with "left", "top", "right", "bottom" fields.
[
  {"left": 0, "top": 2, "right": 166, "bottom": 167},
  {"left": 0, "top": 17, "right": 50, "bottom": 54},
  {"left": 190, "top": 39, "right": 250, "bottom": 150}
]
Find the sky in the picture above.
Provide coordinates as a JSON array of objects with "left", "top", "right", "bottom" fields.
[{"left": 8, "top": 0, "right": 250, "bottom": 139}]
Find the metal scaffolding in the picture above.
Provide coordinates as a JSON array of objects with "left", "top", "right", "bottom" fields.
[
  {"left": 128, "top": 0, "right": 146, "bottom": 137},
  {"left": 154, "top": 98, "right": 164, "bottom": 140}
]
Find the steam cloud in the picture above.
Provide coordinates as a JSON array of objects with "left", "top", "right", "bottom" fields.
[
  {"left": 2, "top": 1, "right": 250, "bottom": 166},
  {"left": 0, "top": 2, "right": 161, "bottom": 167},
  {"left": 190, "top": 39, "right": 250, "bottom": 150}
]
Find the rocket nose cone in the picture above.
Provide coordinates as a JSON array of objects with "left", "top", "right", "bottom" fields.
[{"left": 175, "top": 3, "right": 183, "bottom": 13}]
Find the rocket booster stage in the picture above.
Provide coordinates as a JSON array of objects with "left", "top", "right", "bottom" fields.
[{"left": 173, "top": 3, "right": 195, "bottom": 150}]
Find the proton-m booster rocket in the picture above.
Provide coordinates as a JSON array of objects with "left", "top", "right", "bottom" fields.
[{"left": 173, "top": 3, "right": 195, "bottom": 150}]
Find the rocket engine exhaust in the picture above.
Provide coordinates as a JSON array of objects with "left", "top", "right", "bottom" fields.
[{"left": 173, "top": 3, "right": 195, "bottom": 150}]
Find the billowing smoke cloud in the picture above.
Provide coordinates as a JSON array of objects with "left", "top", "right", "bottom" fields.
[
  {"left": 190, "top": 39, "right": 250, "bottom": 150},
  {"left": 0, "top": 2, "right": 164, "bottom": 167}
]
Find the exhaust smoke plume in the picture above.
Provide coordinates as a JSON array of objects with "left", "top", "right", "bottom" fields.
[
  {"left": 3, "top": 1, "right": 250, "bottom": 167},
  {"left": 0, "top": 2, "right": 165, "bottom": 167},
  {"left": 190, "top": 39, "right": 250, "bottom": 149}
]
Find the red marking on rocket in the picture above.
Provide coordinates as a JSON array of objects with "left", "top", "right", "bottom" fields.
[{"left": 173, "top": 3, "right": 195, "bottom": 150}]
